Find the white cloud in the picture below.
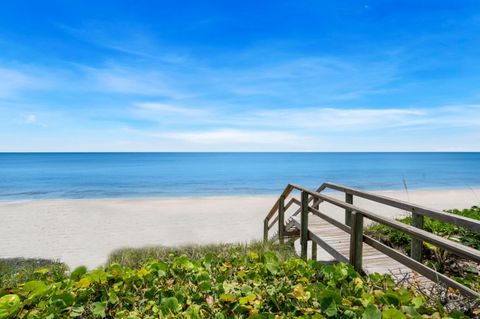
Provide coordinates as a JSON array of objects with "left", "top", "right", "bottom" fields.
[
  {"left": 0, "top": 67, "right": 36, "bottom": 97},
  {"left": 80, "top": 65, "right": 188, "bottom": 98},
  {"left": 135, "top": 102, "right": 206, "bottom": 116},
  {"left": 19, "top": 113, "right": 48, "bottom": 127},
  {"left": 23, "top": 113, "right": 37, "bottom": 124},
  {"left": 251, "top": 107, "right": 426, "bottom": 131},
  {"left": 161, "top": 129, "right": 300, "bottom": 145}
]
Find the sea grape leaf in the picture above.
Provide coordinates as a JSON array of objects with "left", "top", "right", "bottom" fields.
[
  {"left": 219, "top": 293, "right": 236, "bottom": 303},
  {"left": 71, "top": 266, "right": 87, "bottom": 280},
  {"left": 382, "top": 308, "right": 406, "bottom": 319},
  {"left": 198, "top": 281, "right": 211, "bottom": 292},
  {"left": 238, "top": 293, "right": 256, "bottom": 305},
  {"left": 161, "top": 297, "right": 180, "bottom": 314},
  {"left": 0, "top": 294, "right": 21, "bottom": 319},
  {"left": 362, "top": 304, "right": 381, "bottom": 319},
  {"left": 22, "top": 280, "right": 48, "bottom": 302},
  {"left": 92, "top": 301, "right": 106, "bottom": 318},
  {"left": 89, "top": 269, "right": 107, "bottom": 284},
  {"left": 318, "top": 290, "right": 341, "bottom": 317},
  {"left": 380, "top": 292, "right": 401, "bottom": 307}
]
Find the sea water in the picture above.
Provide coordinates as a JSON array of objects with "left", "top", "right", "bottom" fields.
[{"left": 1, "top": 152, "right": 479, "bottom": 200}]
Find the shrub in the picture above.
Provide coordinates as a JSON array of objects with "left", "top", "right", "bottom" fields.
[
  {"left": 365, "top": 206, "right": 480, "bottom": 291},
  {"left": 0, "top": 252, "right": 471, "bottom": 318}
]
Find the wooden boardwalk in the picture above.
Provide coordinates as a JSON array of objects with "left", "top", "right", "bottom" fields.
[
  {"left": 292, "top": 215, "right": 419, "bottom": 278},
  {"left": 264, "top": 182, "right": 480, "bottom": 299}
]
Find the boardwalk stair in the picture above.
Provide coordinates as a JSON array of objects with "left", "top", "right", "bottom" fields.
[{"left": 263, "top": 182, "right": 480, "bottom": 300}]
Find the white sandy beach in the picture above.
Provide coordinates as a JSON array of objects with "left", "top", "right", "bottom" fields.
[{"left": 1, "top": 188, "right": 479, "bottom": 269}]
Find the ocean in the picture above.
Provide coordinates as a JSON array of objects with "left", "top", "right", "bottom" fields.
[{"left": 0, "top": 152, "right": 479, "bottom": 200}]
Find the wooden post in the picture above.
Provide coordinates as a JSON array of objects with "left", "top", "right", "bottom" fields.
[
  {"left": 300, "top": 191, "right": 309, "bottom": 260},
  {"left": 411, "top": 209, "right": 424, "bottom": 262},
  {"left": 345, "top": 193, "right": 353, "bottom": 226},
  {"left": 312, "top": 196, "right": 320, "bottom": 210},
  {"left": 311, "top": 241, "right": 317, "bottom": 260},
  {"left": 278, "top": 196, "right": 285, "bottom": 244},
  {"left": 349, "top": 211, "right": 363, "bottom": 271},
  {"left": 263, "top": 219, "right": 269, "bottom": 243}
]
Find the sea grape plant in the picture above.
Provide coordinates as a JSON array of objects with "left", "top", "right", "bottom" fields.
[{"left": 0, "top": 252, "right": 473, "bottom": 318}]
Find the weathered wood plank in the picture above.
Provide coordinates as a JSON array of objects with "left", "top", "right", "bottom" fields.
[
  {"left": 266, "top": 182, "right": 480, "bottom": 300},
  {"left": 363, "top": 235, "right": 479, "bottom": 299},
  {"left": 321, "top": 182, "right": 480, "bottom": 232},
  {"left": 300, "top": 191, "right": 309, "bottom": 260},
  {"left": 411, "top": 209, "right": 424, "bottom": 262},
  {"left": 345, "top": 193, "right": 353, "bottom": 226},
  {"left": 278, "top": 196, "right": 285, "bottom": 244},
  {"left": 311, "top": 241, "right": 317, "bottom": 260},
  {"left": 289, "top": 185, "right": 480, "bottom": 263},
  {"left": 349, "top": 211, "right": 363, "bottom": 271}
]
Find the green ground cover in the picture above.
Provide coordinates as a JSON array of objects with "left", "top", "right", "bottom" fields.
[{"left": 0, "top": 241, "right": 475, "bottom": 318}]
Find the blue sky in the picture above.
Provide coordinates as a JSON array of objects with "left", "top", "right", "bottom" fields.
[{"left": 1, "top": 1, "right": 480, "bottom": 151}]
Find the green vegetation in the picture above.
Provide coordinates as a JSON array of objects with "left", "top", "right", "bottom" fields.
[
  {"left": 107, "top": 241, "right": 297, "bottom": 268},
  {"left": 1, "top": 248, "right": 471, "bottom": 319},
  {"left": 365, "top": 206, "right": 480, "bottom": 250},
  {"left": 0, "top": 258, "right": 68, "bottom": 288},
  {"left": 365, "top": 206, "right": 480, "bottom": 291},
  {"left": 2, "top": 221, "right": 479, "bottom": 319}
]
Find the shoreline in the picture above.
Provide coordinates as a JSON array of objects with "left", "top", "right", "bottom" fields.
[
  {"left": 1, "top": 187, "right": 479, "bottom": 269},
  {"left": 1, "top": 184, "right": 480, "bottom": 203}
]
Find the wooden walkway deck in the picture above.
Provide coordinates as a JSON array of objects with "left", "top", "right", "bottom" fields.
[
  {"left": 264, "top": 182, "right": 480, "bottom": 299},
  {"left": 293, "top": 215, "right": 419, "bottom": 278}
]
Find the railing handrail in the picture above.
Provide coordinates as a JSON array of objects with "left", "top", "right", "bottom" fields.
[
  {"left": 265, "top": 182, "right": 480, "bottom": 232},
  {"left": 263, "top": 182, "right": 480, "bottom": 300},
  {"left": 290, "top": 184, "right": 480, "bottom": 263},
  {"left": 321, "top": 182, "right": 480, "bottom": 232}
]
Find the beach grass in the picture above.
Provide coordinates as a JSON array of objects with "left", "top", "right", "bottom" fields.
[
  {"left": 107, "top": 240, "right": 297, "bottom": 268},
  {"left": 0, "top": 241, "right": 295, "bottom": 286},
  {"left": 0, "top": 258, "right": 68, "bottom": 287}
]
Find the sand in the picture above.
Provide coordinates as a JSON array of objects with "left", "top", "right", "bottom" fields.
[{"left": 1, "top": 188, "right": 479, "bottom": 269}]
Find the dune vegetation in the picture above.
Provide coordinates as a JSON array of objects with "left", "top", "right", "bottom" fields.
[
  {"left": 1, "top": 240, "right": 477, "bottom": 318},
  {"left": 365, "top": 206, "right": 480, "bottom": 292}
]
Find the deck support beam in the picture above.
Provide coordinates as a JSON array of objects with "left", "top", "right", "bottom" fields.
[
  {"left": 349, "top": 211, "right": 363, "bottom": 271},
  {"left": 311, "top": 241, "right": 317, "bottom": 260},
  {"left": 263, "top": 219, "right": 269, "bottom": 243},
  {"left": 300, "top": 191, "right": 309, "bottom": 260},
  {"left": 345, "top": 193, "right": 353, "bottom": 226},
  {"left": 278, "top": 196, "right": 285, "bottom": 244},
  {"left": 411, "top": 209, "right": 424, "bottom": 262}
]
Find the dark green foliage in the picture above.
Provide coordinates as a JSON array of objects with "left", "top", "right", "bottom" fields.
[
  {"left": 365, "top": 206, "right": 480, "bottom": 250},
  {"left": 365, "top": 206, "right": 480, "bottom": 291},
  {"left": 0, "top": 252, "right": 466, "bottom": 318}
]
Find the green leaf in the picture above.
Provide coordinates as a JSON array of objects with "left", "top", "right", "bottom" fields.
[
  {"left": 70, "top": 266, "right": 87, "bottom": 280},
  {"left": 382, "top": 308, "right": 406, "bottom": 319},
  {"left": 88, "top": 269, "right": 107, "bottom": 284},
  {"left": 198, "top": 281, "right": 211, "bottom": 292},
  {"left": 410, "top": 296, "right": 424, "bottom": 308},
  {"left": 22, "top": 280, "right": 48, "bottom": 302},
  {"left": 219, "top": 293, "right": 236, "bottom": 303},
  {"left": 363, "top": 304, "right": 381, "bottom": 319},
  {"left": 0, "top": 294, "right": 21, "bottom": 319},
  {"left": 92, "top": 301, "right": 106, "bottom": 318},
  {"left": 161, "top": 297, "right": 180, "bottom": 314},
  {"left": 318, "top": 290, "right": 341, "bottom": 317},
  {"left": 380, "top": 292, "right": 401, "bottom": 307},
  {"left": 238, "top": 293, "right": 256, "bottom": 305}
]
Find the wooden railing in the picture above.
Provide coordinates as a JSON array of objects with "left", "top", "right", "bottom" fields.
[{"left": 263, "top": 182, "right": 480, "bottom": 300}]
